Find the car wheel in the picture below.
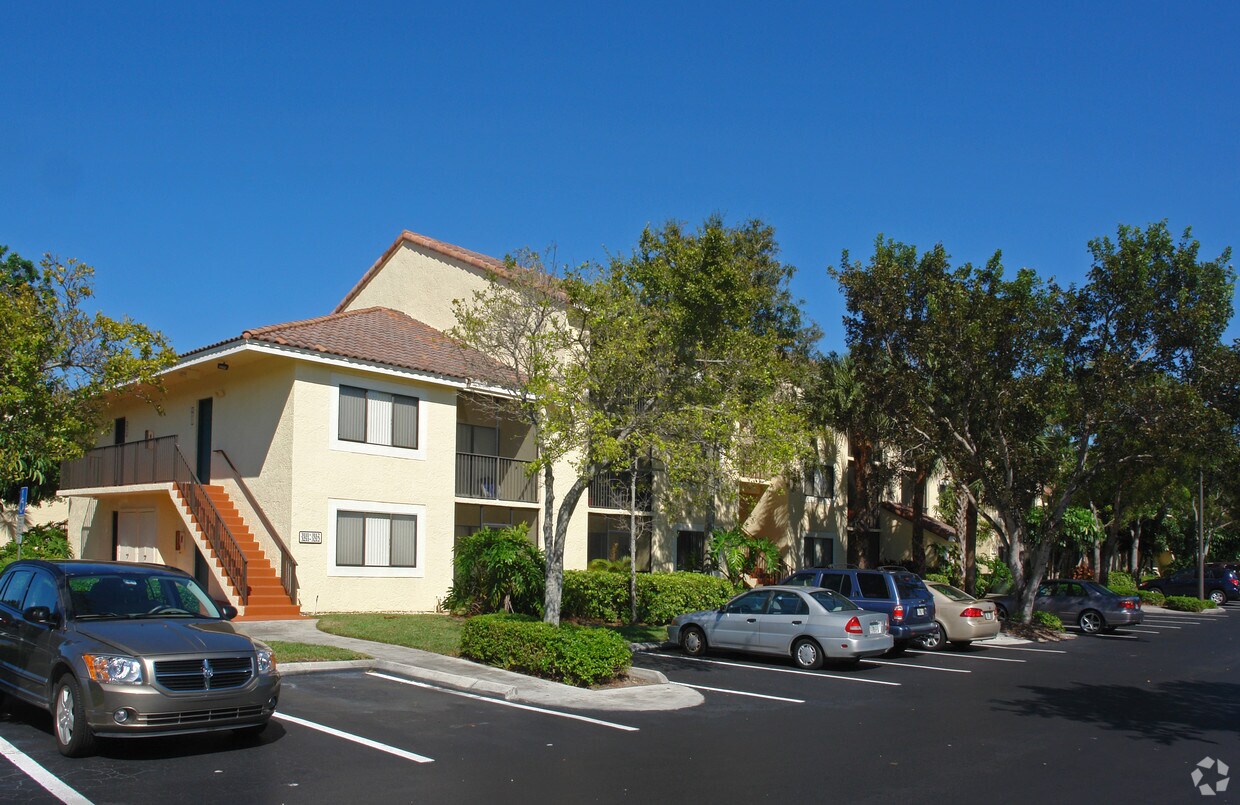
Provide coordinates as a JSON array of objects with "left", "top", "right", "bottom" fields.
[
  {"left": 917, "top": 622, "right": 946, "bottom": 651},
  {"left": 995, "top": 604, "right": 1009, "bottom": 621},
  {"left": 1209, "top": 589, "right": 1227, "bottom": 606},
  {"left": 53, "top": 674, "right": 96, "bottom": 758},
  {"left": 1078, "top": 609, "right": 1105, "bottom": 635},
  {"left": 680, "top": 626, "right": 708, "bottom": 657},
  {"left": 792, "top": 638, "right": 824, "bottom": 670}
]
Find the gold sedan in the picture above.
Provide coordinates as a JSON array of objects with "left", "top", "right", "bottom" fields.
[{"left": 915, "top": 581, "right": 1001, "bottom": 650}]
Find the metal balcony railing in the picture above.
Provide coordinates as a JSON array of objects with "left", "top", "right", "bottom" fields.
[
  {"left": 455, "top": 453, "right": 538, "bottom": 503},
  {"left": 588, "top": 471, "right": 654, "bottom": 511}
]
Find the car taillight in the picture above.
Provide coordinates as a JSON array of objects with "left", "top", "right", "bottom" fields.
[
  {"left": 892, "top": 605, "right": 904, "bottom": 622},
  {"left": 845, "top": 616, "right": 863, "bottom": 635},
  {"left": 960, "top": 607, "right": 984, "bottom": 618},
  {"left": 1121, "top": 600, "right": 1136, "bottom": 609},
  {"left": 1230, "top": 578, "right": 1239, "bottom": 587}
]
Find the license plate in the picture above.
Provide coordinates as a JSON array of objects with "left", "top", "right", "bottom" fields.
[
  {"left": 868, "top": 622, "right": 881, "bottom": 635},
  {"left": 916, "top": 607, "right": 926, "bottom": 617},
  {"left": 984, "top": 611, "right": 994, "bottom": 620}
]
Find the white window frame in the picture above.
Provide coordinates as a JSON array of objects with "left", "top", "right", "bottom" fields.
[
  {"left": 328, "top": 498, "right": 427, "bottom": 577},
  {"left": 329, "top": 373, "right": 428, "bottom": 461}
]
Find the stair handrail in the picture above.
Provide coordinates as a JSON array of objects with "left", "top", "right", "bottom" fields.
[
  {"left": 171, "top": 447, "right": 249, "bottom": 606},
  {"left": 213, "top": 449, "right": 299, "bottom": 606}
]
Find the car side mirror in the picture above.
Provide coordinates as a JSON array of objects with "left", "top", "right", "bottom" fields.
[
  {"left": 23, "top": 606, "right": 57, "bottom": 625},
  {"left": 218, "top": 603, "right": 238, "bottom": 620},
  {"left": 718, "top": 606, "right": 727, "bottom": 613}
]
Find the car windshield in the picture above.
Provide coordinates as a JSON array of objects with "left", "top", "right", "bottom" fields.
[
  {"left": 67, "top": 573, "right": 222, "bottom": 620},
  {"left": 810, "top": 590, "right": 859, "bottom": 612},
  {"left": 928, "top": 582, "right": 975, "bottom": 602}
]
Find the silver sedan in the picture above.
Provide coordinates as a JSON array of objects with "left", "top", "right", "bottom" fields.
[{"left": 667, "top": 585, "right": 893, "bottom": 669}]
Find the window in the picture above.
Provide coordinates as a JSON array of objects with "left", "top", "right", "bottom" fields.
[
  {"left": 587, "top": 514, "right": 651, "bottom": 571},
  {"left": 856, "top": 572, "right": 890, "bottom": 599},
  {"left": 770, "top": 591, "right": 808, "bottom": 616},
  {"left": 337, "top": 511, "right": 418, "bottom": 568},
  {"left": 0, "top": 570, "right": 34, "bottom": 609},
  {"left": 785, "top": 572, "right": 816, "bottom": 587},
  {"left": 811, "top": 590, "right": 857, "bottom": 612},
  {"left": 725, "top": 590, "right": 771, "bottom": 614},
  {"left": 22, "top": 572, "right": 60, "bottom": 615},
  {"left": 801, "top": 463, "right": 835, "bottom": 498},
  {"left": 457, "top": 423, "right": 499, "bottom": 456},
  {"left": 676, "top": 530, "right": 705, "bottom": 572},
  {"left": 803, "top": 534, "right": 834, "bottom": 568},
  {"left": 340, "top": 385, "right": 418, "bottom": 449},
  {"left": 819, "top": 573, "right": 849, "bottom": 594}
]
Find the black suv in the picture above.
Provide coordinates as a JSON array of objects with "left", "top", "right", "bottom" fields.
[
  {"left": 1141, "top": 564, "right": 1240, "bottom": 606},
  {"left": 782, "top": 567, "right": 937, "bottom": 647}
]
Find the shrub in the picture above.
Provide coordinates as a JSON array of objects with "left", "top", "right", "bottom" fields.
[
  {"left": 1105, "top": 571, "right": 1138, "bottom": 595},
  {"left": 459, "top": 613, "right": 630, "bottom": 686},
  {"left": 1163, "top": 595, "right": 1216, "bottom": 612},
  {"left": 1031, "top": 610, "right": 1064, "bottom": 631},
  {"left": 0, "top": 521, "right": 71, "bottom": 570},
  {"left": 924, "top": 573, "right": 951, "bottom": 586},
  {"left": 561, "top": 570, "right": 736, "bottom": 624},
  {"left": 974, "top": 559, "right": 1013, "bottom": 597},
  {"left": 443, "top": 525, "right": 545, "bottom": 616},
  {"left": 708, "top": 527, "right": 781, "bottom": 587},
  {"left": 587, "top": 557, "right": 631, "bottom": 573},
  {"left": 1138, "top": 589, "right": 1165, "bottom": 607}
]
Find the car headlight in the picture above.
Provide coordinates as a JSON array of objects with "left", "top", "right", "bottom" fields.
[
  {"left": 82, "top": 654, "right": 144, "bottom": 685},
  {"left": 256, "top": 647, "right": 277, "bottom": 675}
]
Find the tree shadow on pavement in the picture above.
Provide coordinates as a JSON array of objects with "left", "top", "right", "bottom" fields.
[{"left": 992, "top": 680, "right": 1240, "bottom": 746}]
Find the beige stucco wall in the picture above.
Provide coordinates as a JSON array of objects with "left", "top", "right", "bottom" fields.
[{"left": 341, "top": 242, "right": 495, "bottom": 334}]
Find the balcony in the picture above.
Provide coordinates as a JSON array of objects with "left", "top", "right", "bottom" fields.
[
  {"left": 60, "top": 436, "right": 181, "bottom": 490},
  {"left": 455, "top": 453, "right": 538, "bottom": 503},
  {"left": 588, "top": 471, "right": 653, "bottom": 511}
]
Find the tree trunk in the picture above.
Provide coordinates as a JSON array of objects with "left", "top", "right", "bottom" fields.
[
  {"left": 911, "top": 463, "right": 927, "bottom": 575},
  {"left": 543, "top": 476, "right": 590, "bottom": 626},
  {"left": 1129, "top": 518, "right": 1142, "bottom": 575},
  {"left": 963, "top": 498, "right": 978, "bottom": 595},
  {"left": 1098, "top": 490, "right": 1123, "bottom": 585},
  {"left": 629, "top": 462, "right": 638, "bottom": 625}
]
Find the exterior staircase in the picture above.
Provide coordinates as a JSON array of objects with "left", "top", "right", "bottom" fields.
[{"left": 175, "top": 485, "right": 302, "bottom": 620}]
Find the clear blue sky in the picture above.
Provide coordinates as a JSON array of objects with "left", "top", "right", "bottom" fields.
[{"left": 3, "top": 3, "right": 1237, "bottom": 356}]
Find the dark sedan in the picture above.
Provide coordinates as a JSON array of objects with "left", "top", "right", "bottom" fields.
[
  {"left": 0, "top": 559, "right": 280, "bottom": 757},
  {"left": 986, "top": 578, "right": 1143, "bottom": 634}
]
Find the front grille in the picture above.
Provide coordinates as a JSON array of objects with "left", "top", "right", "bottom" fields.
[
  {"left": 137, "top": 704, "right": 266, "bottom": 726},
  {"left": 154, "top": 656, "right": 254, "bottom": 692}
]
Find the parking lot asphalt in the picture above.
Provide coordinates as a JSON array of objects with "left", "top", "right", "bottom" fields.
[{"left": 1, "top": 607, "right": 1236, "bottom": 804}]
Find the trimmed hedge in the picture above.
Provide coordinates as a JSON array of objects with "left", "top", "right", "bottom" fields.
[
  {"left": 1031, "top": 610, "right": 1065, "bottom": 631},
  {"left": 561, "top": 571, "right": 736, "bottom": 624},
  {"left": 459, "top": 613, "right": 631, "bottom": 687},
  {"left": 924, "top": 573, "right": 951, "bottom": 586},
  {"left": 1163, "top": 595, "right": 1217, "bottom": 613},
  {"left": 1138, "top": 589, "right": 1166, "bottom": 607},
  {"left": 1105, "top": 571, "right": 1138, "bottom": 596}
]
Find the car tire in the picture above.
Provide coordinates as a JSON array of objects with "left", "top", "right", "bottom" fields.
[
  {"left": 53, "top": 674, "right": 96, "bottom": 758},
  {"left": 1209, "top": 589, "right": 1227, "bottom": 606},
  {"left": 680, "top": 626, "right": 708, "bottom": 657},
  {"left": 791, "top": 638, "right": 824, "bottom": 670},
  {"left": 995, "top": 604, "right": 1009, "bottom": 621},
  {"left": 1078, "top": 609, "right": 1105, "bottom": 635},
  {"left": 917, "top": 622, "right": 946, "bottom": 651}
]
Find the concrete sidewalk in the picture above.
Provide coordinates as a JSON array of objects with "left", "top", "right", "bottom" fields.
[{"left": 235, "top": 618, "right": 703, "bottom": 713}]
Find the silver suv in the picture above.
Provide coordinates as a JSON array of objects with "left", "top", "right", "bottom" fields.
[{"left": 0, "top": 559, "right": 280, "bottom": 757}]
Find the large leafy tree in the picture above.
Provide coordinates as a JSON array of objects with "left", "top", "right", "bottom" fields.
[
  {"left": 1, "top": 247, "right": 176, "bottom": 507},
  {"left": 832, "top": 223, "right": 1234, "bottom": 619}
]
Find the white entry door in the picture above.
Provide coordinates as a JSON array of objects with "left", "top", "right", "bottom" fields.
[{"left": 116, "top": 510, "right": 159, "bottom": 564}]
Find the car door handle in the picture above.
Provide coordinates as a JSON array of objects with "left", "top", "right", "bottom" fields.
[
  {"left": 792, "top": 620, "right": 803, "bottom": 625},
  {"left": 746, "top": 618, "right": 757, "bottom": 623}
]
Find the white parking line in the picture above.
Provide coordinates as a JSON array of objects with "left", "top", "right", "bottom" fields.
[
  {"left": 862, "top": 659, "right": 971, "bottom": 674},
  {"left": 1143, "top": 618, "right": 1201, "bottom": 625},
  {"left": 1120, "top": 628, "right": 1165, "bottom": 634},
  {"left": 1091, "top": 632, "right": 1140, "bottom": 640},
  {"left": 366, "top": 672, "right": 640, "bottom": 731},
  {"left": 1131, "top": 623, "right": 1181, "bottom": 629},
  {"left": 984, "top": 644, "right": 1068, "bottom": 654},
  {"left": 670, "top": 682, "right": 805, "bottom": 703},
  {"left": 649, "top": 653, "right": 902, "bottom": 686},
  {"left": 274, "top": 713, "right": 434, "bottom": 763},
  {"left": 906, "top": 650, "right": 1026, "bottom": 663},
  {"left": 0, "top": 734, "right": 92, "bottom": 804}
]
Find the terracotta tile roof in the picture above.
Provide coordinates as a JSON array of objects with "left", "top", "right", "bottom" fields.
[
  {"left": 881, "top": 501, "right": 959, "bottom": 542},
  {"left": 335, "top": 230, "right": 519, "bottom": 314},
  {"left": 184, "top": 307, "right": 512, "bottom": 386}
]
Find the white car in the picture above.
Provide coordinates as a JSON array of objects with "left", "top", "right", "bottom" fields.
[{"left": 667, "top": 585, "right": 892, "bottom": 669}]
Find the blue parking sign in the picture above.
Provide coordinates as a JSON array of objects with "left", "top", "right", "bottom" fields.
[{"left": 18, "top": 486, "right": 27, "bottom": 516}]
